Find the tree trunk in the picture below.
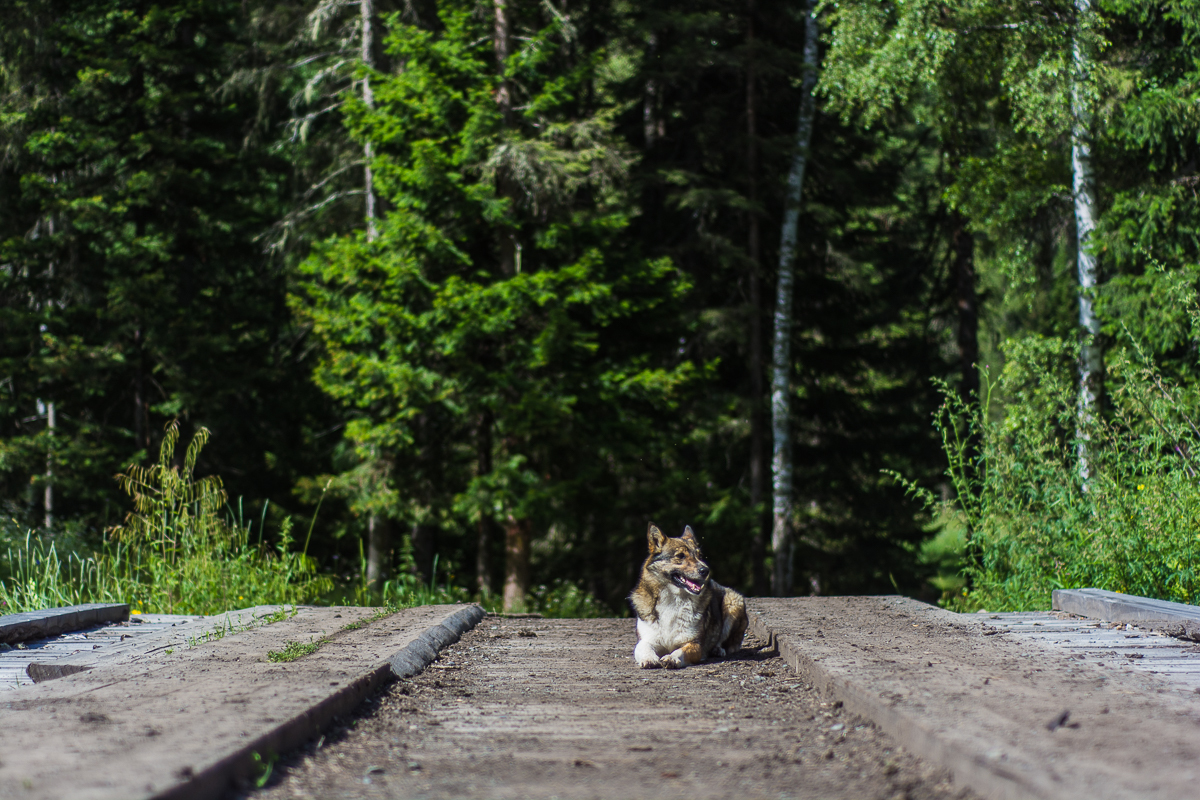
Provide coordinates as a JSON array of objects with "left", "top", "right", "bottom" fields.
[
  {"left": 361, "top": 0, "right": 377, "bottom": 241},
  {"left": 746, "top": 0, "right": 768, "bottom": 596},
  {"left": 494, "top": 0, "right": 529, "bottom": 613},
  {"left": 1072, "top": 0, "right": 1101, "bottom": 481},
  {"left": 43, "top": 399, "right": 54, "bottom": 534},
  {"left": 476, "top": 410, "right": 496, "bottom": 595},
  {"left": 42, "top": 216, "right": 56, "bottom": 536},
  {"left": 643, "top": 35, "right": 663, "bottom": 149},
  {"left": 503, "top": 514, "right": 531, "bottom": 612},
  {"left": 411, "top": 522, "right": 435, "bottom": 584},
  {"left": 493, "top": 0, "right": 518, "bottom": 275},
  {"left": 366, "top": 513, "right": 391, "bottom": 590},
  {"left": 953, "top": 215, "right": 979, "bottom": 402},
  {"left": 360, "top": 0, "right": 390, "bottom": 589},
  {"left": 771, "top": 0, "right": 818, "bottom": 597},
  {"left": 134, "top": 326, "right": 148, "bottom": 453}
]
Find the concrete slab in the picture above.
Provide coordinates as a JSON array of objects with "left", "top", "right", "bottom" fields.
[
  {"left": 748, "top": 596, "right": 1200, "bottom": 800},
  {"left": 0, "top": 603, "right": 484, "bottom": 800}
]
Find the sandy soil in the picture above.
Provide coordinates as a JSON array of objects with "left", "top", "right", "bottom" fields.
[{"left": 247, "top": 616, "right": 976, "bottom": 800}]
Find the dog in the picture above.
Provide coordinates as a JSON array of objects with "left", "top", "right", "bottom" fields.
[{"left": 629, "top": 523, "right": 748, "bottom": 669}]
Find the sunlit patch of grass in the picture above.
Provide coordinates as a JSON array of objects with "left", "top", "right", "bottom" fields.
[{"left": 267, "top": 637, "right": 324, "bottom": 663}]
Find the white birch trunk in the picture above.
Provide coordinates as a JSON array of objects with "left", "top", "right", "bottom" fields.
[
  {"left": 361, "top": 0, "right": 377, "bottom": 242},
  {"left": 361, "top": 0, "right": 388, "bottom": 587},
  {"left": 1072, "top": 0, "right": 1101, "bottom": 481},
  {"left": 771, "top": 0, "right": 818, "bottom": 596}
]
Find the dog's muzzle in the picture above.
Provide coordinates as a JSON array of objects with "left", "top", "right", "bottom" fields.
[{"left": 672, "top": 572, "right": 707, "bottom": 595}]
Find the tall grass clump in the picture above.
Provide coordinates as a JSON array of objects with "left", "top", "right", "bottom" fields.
[
  {"left": 902, "top": 330, "right": 1200, "bottom": 612},
  {"left": 0, "top": 422, "right": 332, "bottom": 615}
]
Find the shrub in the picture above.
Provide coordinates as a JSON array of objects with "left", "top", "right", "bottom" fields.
[{"left": 903, "top": 333, "right": 1200, "bottom": 612}]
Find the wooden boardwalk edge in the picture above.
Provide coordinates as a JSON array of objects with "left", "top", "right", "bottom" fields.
[
  {"left": 1052, "top": 587, "right": 1200, "bottom": 624},
  {"left": 0, "top": 603, "right": 129, "bottom": 645},
  {"left": 155, "top": 603, "right": 487, "bottom": 800}
]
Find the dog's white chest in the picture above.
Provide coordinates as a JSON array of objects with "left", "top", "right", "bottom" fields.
[{"left": 637, "top": 587, "right": 703, "bottom": 652}]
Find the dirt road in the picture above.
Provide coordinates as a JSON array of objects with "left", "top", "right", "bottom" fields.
[{"left": 249, "top": 617, "right": 973, "bottom": 800}]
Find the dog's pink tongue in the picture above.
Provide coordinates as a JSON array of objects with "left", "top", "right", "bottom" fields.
[{"left": 684, "top": 577, "right": 702, "bottom": 593}]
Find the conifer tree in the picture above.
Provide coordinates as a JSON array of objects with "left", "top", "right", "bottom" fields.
[
  {"left": 0, "top": 0, "right": 310, "bottom": 534},
  {"left": 293, "top": 0, "right": 696, "bottom": 609}
]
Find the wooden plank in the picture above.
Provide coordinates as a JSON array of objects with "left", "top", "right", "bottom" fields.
[
  {"left": 1052, "top": 588, "right": 1200, "bottom": 624},
  {"left": 24, "top": 608, "right": 269, "bottom": 682},
  {"left": 0, "top": 604, "right": 128, "bottom": 644},
  {"left": 750, "top": 597, "right": 1200, "bottom": 800},
  {"left": 0, "top": 604, "right": 485, "bottom": 800},
  {"left": 0, "top": 615, "right": 205, "bottom": 691}
]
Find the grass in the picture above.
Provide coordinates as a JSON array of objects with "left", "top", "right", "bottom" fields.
[
  {"left": 186, "top": 606, "right": 297, "bottom": 649},
  {"left": 0, "top": 422, "right": 332, "bottom": 616},
  {"left": 266, "top": 638, "right": 324, "bottom": 663}
]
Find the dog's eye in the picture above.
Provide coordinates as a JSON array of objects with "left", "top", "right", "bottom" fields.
[{"left": 673, "top": 554, "right": 684, "bottom": 562}]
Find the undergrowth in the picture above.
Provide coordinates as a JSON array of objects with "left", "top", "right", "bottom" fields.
[
  {"left": 0, "top": 422, "right": 609, "bottom": 618},
  {"left": 0, "top": 422, "right": 332, "bottom": 615},
  {"left": 897, "top": 322, "right": 1200, "bottom": 611}
]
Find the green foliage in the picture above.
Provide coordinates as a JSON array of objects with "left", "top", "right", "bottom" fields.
[
  {"left": 526, "top": 579, "right": 610, "bottom": 619},
  {"left": 0, "top": 0, "right": 332, "bottom": 545},
  {"left": 916, "top": 325, "right": 1200, "bottom": 611},
  {"left": 0, "top": 423, "right": 333, "bottom": 615},
  {"left": 12, "top": 0, "right": 1162, "bottom": 610},
  {"left": 294, "top": 0, "right": 702, "bottom": 606},
  {"left": 916, "top": 511, "right": 970, "bottom": 605},
  {"left": 375, "top": 540, "right": 473, "bottom": 609}
]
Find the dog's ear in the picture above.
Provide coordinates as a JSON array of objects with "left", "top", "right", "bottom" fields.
[
  {"left": 647, "top": 523, "right": 667, "bottom": 552},
  {"left": 681, "top": 525, "right": 697, "bottom": 543}
]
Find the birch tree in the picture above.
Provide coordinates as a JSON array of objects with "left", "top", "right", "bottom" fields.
[
  {"left": 1072, "top": 0, "right": 1101, "bottom": 479},
  {"left": 771, "top": 0, "right": 819, "bottom": 596},
  {"left": 821, "top": 0, "right": 1110, "bottom": 485}
]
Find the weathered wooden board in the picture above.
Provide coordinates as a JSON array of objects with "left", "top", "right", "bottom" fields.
[
  {"left": 1053, "top": 587, "right": 1200, "bottom": 624},
  {"left": 0, "top": 603, "right": 129, "bottom": 644},
  {"left": 984, "top": 610, "right": 1200, "bottom": 693},
  {"left": 0, "top": 612, "right": 203, "bottom": 691}
]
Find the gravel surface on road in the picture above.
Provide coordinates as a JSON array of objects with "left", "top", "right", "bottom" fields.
[{"left": 248, "top": 617, "right": 975, "bottom": 800}]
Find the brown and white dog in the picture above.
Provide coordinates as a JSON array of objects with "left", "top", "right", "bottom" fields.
[{"left": 629, "top": 523, "right": 748, "bottom": 669}]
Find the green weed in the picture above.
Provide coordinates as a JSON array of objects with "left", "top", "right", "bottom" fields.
[
  {"left": 186, "top": 606, "right": 298, "bottom": 649},
  {"left": 267, "top": 637, "right": 324, "bottom": 663},
  {"left": 250, "top": 751, "right": 277, "bottom": 788},
  {"left": 0, "top": 424, "right": 611, "bottom": 619}
]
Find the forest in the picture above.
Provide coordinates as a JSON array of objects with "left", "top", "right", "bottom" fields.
[{"left": 2, "top": 0, "right": 1199, "bottom": 616}]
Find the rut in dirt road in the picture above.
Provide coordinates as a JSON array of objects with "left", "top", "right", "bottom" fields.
[{"left": 249, "top": 617, "right": 975, "bottom": 800}]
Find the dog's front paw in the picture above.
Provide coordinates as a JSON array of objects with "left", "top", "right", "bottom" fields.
[
  {"left": 661, "top": 650, "right": 686, "bottom": 669},
  {"left": 712, "top": 645, "right": 727, "bottom": 658},
  {"left": 636, "top": 652, "right": 662, "bottom": 669},
  {"left": 634, "top": 640, "right": 662, "bottom": 669}
]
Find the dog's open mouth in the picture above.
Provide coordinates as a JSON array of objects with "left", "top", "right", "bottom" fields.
[{"left": 671, "top": 572, "right": 705, "bottom": 594}]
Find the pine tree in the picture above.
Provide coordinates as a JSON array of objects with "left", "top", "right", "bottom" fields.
[
  {"left": 293, "top": 0, "right": 696, "bottom": 609},
  {"left": 0, "top": 0, "right": 316, "bottom": 536}
]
